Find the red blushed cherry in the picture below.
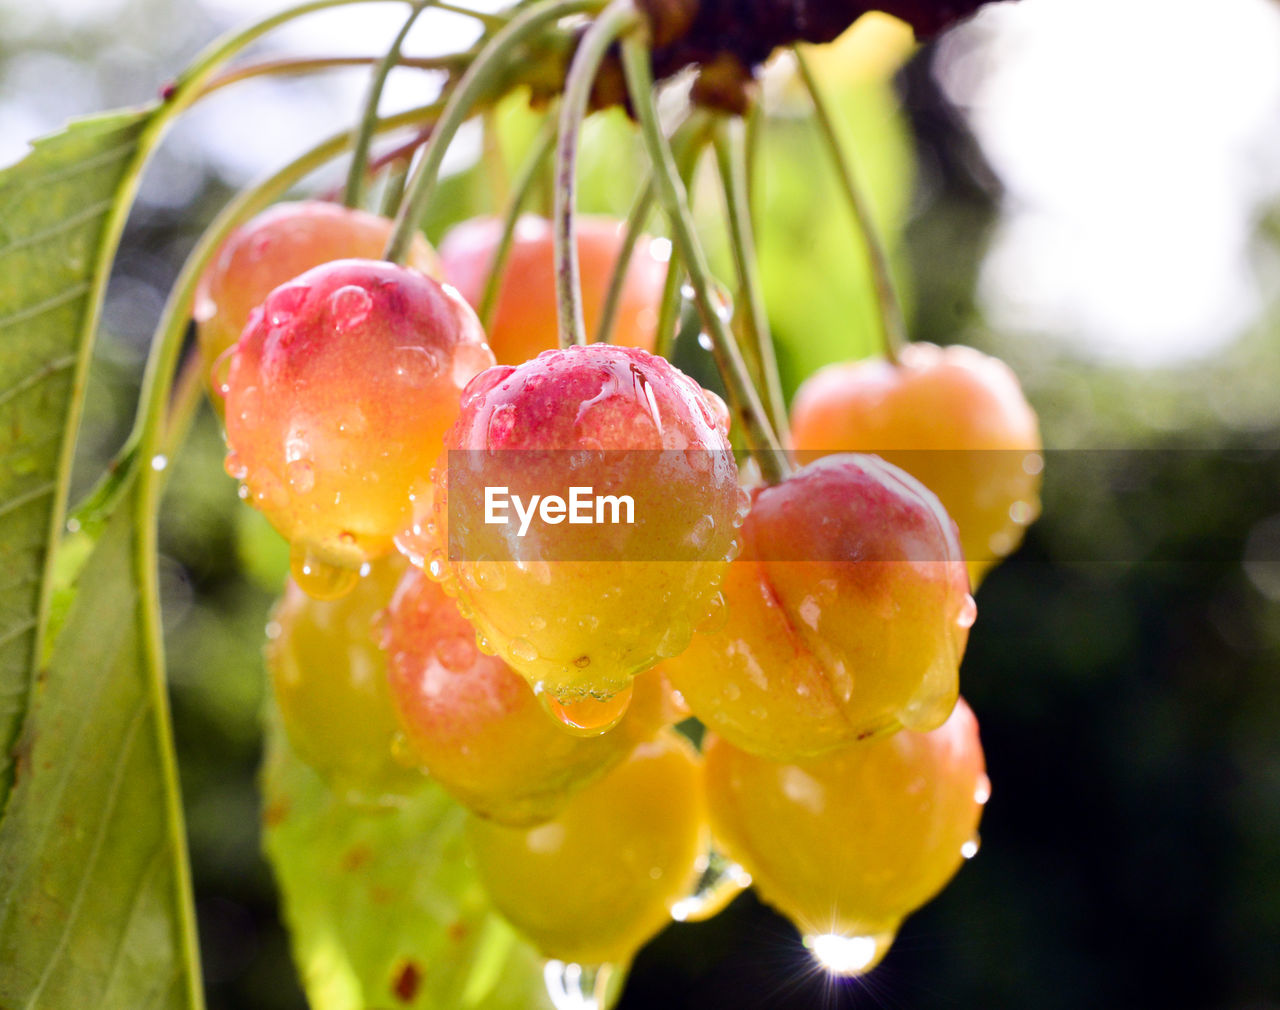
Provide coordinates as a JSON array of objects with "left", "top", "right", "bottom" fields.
[
  {"left": 790, "top": 342, "right": 1043, "bottom": 587},
  {"left": 223, "top": 258, "right": 493, "bottom": 598},
  {"left": 196, "top": 200, "right": 440, "bottom": 408},
  {"left": 663, "top": 453, "right": 973, "bottom": 761}
]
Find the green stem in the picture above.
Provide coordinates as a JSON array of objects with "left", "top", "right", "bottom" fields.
[
  {"left": 344, "top": 2, "right": 432, "bottom": 208},
  {"left": 594, "top": 174, "right": 654, "bottom": 344},
  {"left": 713, "top": 116, "right": 788, "bottom": 442},
  {"left": 199, "top": 52, "right": 470, "bottom": 96},
  {"left": 379, "top": 156, "right": 412, "bottom": 216},
  {"left": 793, "top": 45, "right": 906, "bottom": 364},
  {"left": 553, "top": 0, "right": 643, "bottom": 348},
  {"left": 478, "top": 111, "right": 559, "bottom": 329},
  {"left": 653, "top": 121, "right": 709, "bottom": 359},
  {"left": 621, "top": 35, "right": 789, "bottom": 483},
  {"left": 385, "top": 0, "right": 600, "bottom": 264}
]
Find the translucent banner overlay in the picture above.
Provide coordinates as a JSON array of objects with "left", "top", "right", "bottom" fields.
[{"left": 436, "top": 449, "right": 1280, "bottom": 564}]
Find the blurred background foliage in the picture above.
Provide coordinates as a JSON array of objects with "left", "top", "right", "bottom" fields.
[{"left": 4, "top": 0, "right": 1280, "bottom": 1006}]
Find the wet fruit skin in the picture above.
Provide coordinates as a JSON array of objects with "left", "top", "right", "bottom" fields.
[
  {"left": 467, "top": 731, "right": 707, "bottom": 965},
  {"left": 267, "top": 556, "right": 422, "bottom": 799},
  {"left": 382, "top": 566, "right": 678, "bottom": 825},
  {"left": 196, "top": 200, "right": 440, "bottom": 405},
  {"left": 223, "top": 258, "right": 494, "bottom": 590},
  {"left": 789, "top": 342, "right": 1043, "bottom": 587},
  {"left": 663, "top": 453, "right": 972, "bottom": 761},
  {"left": 704, "top": 698, "right": 988, "bottom": 969},
  {"left": 418, "top": 343, "right": 747, "bottom": 704},
  {"left": 438, "top": 214, "right": 667, "bottom": 365}
]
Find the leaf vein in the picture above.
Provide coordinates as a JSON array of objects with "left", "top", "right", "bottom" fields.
[
  {"left": 0, "top": 483, "right": 56, "bottom": 522},
  {"left": 0, "top": 283, "right": 91, "bottom": 330},
  {"left": 0, "top": 354, "right": 76, "bottom": 411},
  {"left": 0, "top": 199, "right": 116, "bottom": 262}
]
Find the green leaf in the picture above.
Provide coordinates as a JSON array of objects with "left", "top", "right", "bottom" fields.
[
  {"left": 0, "top": 107, "right": 156, "bottom": 807},
  {"left": 262, "top": 712, "right": 561, "bottom": 1010},
  {"left": 0, "top": 486, "right": 201, "bottom": 1010}
]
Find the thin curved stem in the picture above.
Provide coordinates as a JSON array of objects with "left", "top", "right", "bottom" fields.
[
  {"left": 594, "top": 174, "right": 653, "bottom": 344},
  {"left": 793, "top": 45, "right": 906, "bottom": 364},
  {"left": 385, "top": 0, "right": 599, "bottom": 264},
  {"left": 478, "top": 111, "right": 559, "bottom": 328},
  {"left": 198, "top": 52, "right": 469, "bottom": 97},
  {"left": 622, "top": 34, "right": 789, "bottom": 483},
  {"left": 714, "top": 116, "right": 787, "bottom": 442},
  {"left": 653, "top": 119, "right": 710, "bottom": 360},
  {"left": 345, "top": 1, "right": 432, "bottom": 208},
  {"left": 554, "top": 0, "right": 642, "bottom": 348}
]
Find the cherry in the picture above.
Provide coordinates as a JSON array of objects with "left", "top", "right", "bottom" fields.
[
  {"left": 223, "top": 258, "right": 493, "bottom": 598},
  {"left": 790, "top": 342, "right": 1042, "bottom": 586},
  {"left": 381, "top": 566, "right": 675, "bottom": 825},
  {"left": 663, "top": 453, "right": 972, "bottom": 760},
  {"left": 196, "top": 200, "right": 439, "bottom": 406},
  {"left": 704, "top": 698, "right": 989, "bottom": 975},
  {"left": 267, "top": 556, "right": 421, "bottom": 800},
  {"left": 466, "top": 731, "right": 707, "bottom": 965},
  {"left": 411, "top": 343, "right": 748, "bottom": 706},
  {"left": 439, "top": 214, "right": 667, "bottom": 364}
]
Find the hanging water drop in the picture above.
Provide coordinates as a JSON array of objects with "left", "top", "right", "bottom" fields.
[
  {"left": 803, "top": 930, "right": 896, "bottom": 977},
  {"left": 289, "top": 543, "right": 358, "bottom": 600},
  {"left": 542, "top": 683, "right": 633, "bottom": 736},
  {"left": 669, "top": 848, "right": 752, "bottom": 922},
  {"left": 961, "top": 833, "right": 981, "bottom": 859},
  {"left": 542, "top": 960, "right": 613, "bottom": 1010}
]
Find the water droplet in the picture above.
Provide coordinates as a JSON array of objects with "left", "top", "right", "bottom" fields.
[
  {"left": 696, "top": 592, "right": 728, "bottom": 634},
  {"left": 286, "top": 459, "right": 315, "bottom": 493},
  {"left": 236, "top": 385, "right": 263, "bottom": 428},
  {"left": 393, "top": 345, "right": 441, "bottom": 387},
  {"left": 956, "top": 593, "right": 977, "bottom": 630},
  {"left": 264, "top": 285, "right": 309, "bottom": 328},
  {"left": 543, "top": 960, "right": 613, "bottom": 1010},
  {"left": 289, "top": 543, "right": 358, "bottom": 600},
  {"left": 224, "top": 452, "right": 248, "bottom": 480},
  {"left": 696, "top": 332, "right": 713, "bottom": 351},
  {"left": 487, "top": 403, "right": 518, "bottom": 446},
  {"left": 542, "top": 683, "right": 633, "bottom": 736},
  {"left": 529, "top": 615, "right": 547, "bottom": 631},
  {"left": 670, "top": 848, "right": 752, "bottom": 922},
  {"left": 656, "top": 620, "right": 691, "bottom": 658},
  {"left": 687, "top": 514, "right": 715, "bottom": 551},
  {"left": 974, "top": 773, "right": 992, "bottom": 805},
  {"left": 1008, "top": 499, "right": 1039, "bottom": 525},
  {"left": 327, "top": 284, "right": 372, "bottom": 331},
  {"left": 803, "top": 931, "right": 895, "bottom": 977},
  {"left": 509, "top": 637, "right": 539, "bottom": 664},
  {"left": 961, "top": 833, "right": 981, "bottom": 859},
  {"left": 475, "top": 560, "right": 506, "bottom": 591},
  {"left": 237, "top": 484, "right": 250, "bottom": 500},
  {"left": 211, "top": 346, "right": 234, "bottom": 398},
  {"left": 436, "top": 635, "right": 477, "bottom": 672}
]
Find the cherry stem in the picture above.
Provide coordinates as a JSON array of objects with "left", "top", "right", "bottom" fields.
[
  {"left": 344, "top": 1, "right": 432, "bottom": 209},
  {"left": 793, "top": 45, "right": 906, "bottom": 365},
  {"left": 713, "top": 115, "right": 788, "bottom": 444},
  {"left": 594, "top": 174, "right": 654, "bottom": 344},
  {"left": 554, "top": 0, "right": 644, "bottom": 349},
  {"left": 621, "top": 33, "right": 790, "bottom": 483},
  {"left": 385, "top": 0, "right": 601, "bottom": 265},
  {"left": 479, "top": 110, "right": 560, "bottom": 329},
  {"left": 653, "top": 116, "right": 712, "bottom": 360},
  {"left": 198, "top": 52, "right": 470, "bottom": 97}
]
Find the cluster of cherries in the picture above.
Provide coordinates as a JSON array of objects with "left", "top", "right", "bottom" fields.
[{"left": 196, "top": 197, "right": 1041, "bottom": 979}]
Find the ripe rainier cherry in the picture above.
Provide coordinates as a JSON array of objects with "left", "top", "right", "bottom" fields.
[
  {"left": 790, "top": 341, "right": 1042, "bottom": 586},
  {"left": 704, "top": 698, "right": 989, "bottom": 975},
  {"left": 223, "top": 258, "right": 493, "bottom": 599},
  {"left": 412, "top": 343, "right": 748, "bottom": 715},
  {"left": 196, "top": 200, "right": 439, "bottom": 405},
  {"left": 663, "top": 453, "right": 973, "bottom": 761},
  {"left": 439, "top": 214, "right": 667, "bottom": 364}
]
